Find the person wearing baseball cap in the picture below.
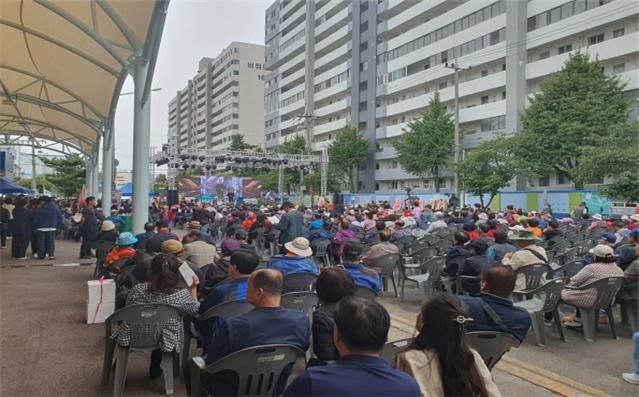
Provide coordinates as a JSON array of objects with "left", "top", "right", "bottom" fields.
[
  {"left": 267, "top": 237, "right": 319, "bottom": 278},
  {"left": 339, "top": 240, "right": 381, "bottom": 294},
  {"left": 561, "top": 244, "right": 623, "bottom": 327}
]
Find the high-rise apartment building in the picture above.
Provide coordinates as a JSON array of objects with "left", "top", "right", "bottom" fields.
[
  {"left": 264, "top": 0, "right": 638, "bottom": 192},
  {"left": 168, "top": 42, "right": 267, "bottom": 152}
]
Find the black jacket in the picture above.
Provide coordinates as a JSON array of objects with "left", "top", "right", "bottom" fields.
[{"left": 312, "top": 302, "right": 339, "bottom": 362}]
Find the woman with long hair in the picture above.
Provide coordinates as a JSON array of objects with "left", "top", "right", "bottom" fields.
[{"left": 395, "top": 293, "right": 501, "bottom": 397}]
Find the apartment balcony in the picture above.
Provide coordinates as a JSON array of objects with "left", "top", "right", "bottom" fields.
[
  {"left": 314, "top": 79, "right": 349, "bottom": 102},
  {"left": 279, "top": 66, "right": 305, "bottom": 89},
  {"left": 315, "top": 23, "right": 350, "bottom": 55},
  {"left": 313, "top": 61, "right": 349, "bottom": 85},
  {"left": 314, "top": 97, "right": 350, "bottom": 118},
  {"left": 313, "top": 118, "right": 347, "bottom": 136},
  {"left": 315, "top": 5, "right": 350, "bottom": 38},
  {"left": 315, "top": 42, "right": 350, "bottom": 72}
]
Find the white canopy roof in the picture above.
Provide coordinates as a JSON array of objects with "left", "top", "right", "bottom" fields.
[{"left": 0, "top": 0, "right": 168, "bottom": 156}]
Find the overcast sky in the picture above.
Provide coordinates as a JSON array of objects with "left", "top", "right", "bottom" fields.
[{"left": 113, "top": 0, "right": 270, "bottom": 170}]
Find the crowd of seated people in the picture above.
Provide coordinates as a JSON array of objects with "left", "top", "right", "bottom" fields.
[{"left": 94, "top": 198, "right": 639, "bottom": 395}]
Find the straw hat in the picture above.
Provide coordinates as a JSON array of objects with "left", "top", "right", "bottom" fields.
[
  {"left": 284, "top": 237, "right": 313, "bottom": 257},
  {"left": 101, "top": 220, "right": 116, "bottom": 232},
  {"left": 161, "top": 239, "right": 183, "bottom": 254}
]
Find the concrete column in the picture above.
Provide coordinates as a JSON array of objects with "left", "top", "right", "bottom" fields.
[
  {"left": 131, "top": 58, "right": 151, "bottom": 233},
  {"left": 85, "top": 158, "right": 93, "bottom": 195},
  {"left": 101, "top": 128, "right": 114, "bottom": 211},
  {"left": 91, "top": 155, "right": 99, "bottom": 197}
]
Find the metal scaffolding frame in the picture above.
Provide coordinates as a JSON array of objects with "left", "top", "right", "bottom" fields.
[{"left": 151, "top": 144, "right": 329, "bottom": 199}]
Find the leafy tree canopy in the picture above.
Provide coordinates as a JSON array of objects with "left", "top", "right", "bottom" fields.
[
  {"left": 393, "top": 92, "right": 454, "bottom": 192},
  {"left": 39, "top": 153, "right": 85, "bottom": 197},
  {"left": 229, "top": 134, "right": 262, "bottom": 152},
  {"left": 460, "top": 137, "right": 519, "bottom": 208},
  {"left": 328, "top": 125, "right": 369, "bottom": 192},
  {"left": 515, "top": 52, "right": 632, "bottom": 185}
]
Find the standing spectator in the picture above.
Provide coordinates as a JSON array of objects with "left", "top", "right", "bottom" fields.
[
  {"left": 33, "top": 196, "right": 62, "bottom": 260},
  {"left": 333, "top": 220, "right": 356, "bottom": 259},
  {"left": 395, "top": 293, "right": 501, "bottom": 397},
  {"left": 0, "top": 201, "right": 10, "bottom": 249},
  {"left": 2, "top": 197, "right": 15, "bottom": 238},
  {"left": 284, "top": 297, "right": 420, "bottom": 397},
  {"left": 10, "top": 198, "right": 31, "bottom": 259},
  {"left": 79, "top": 196, "right": 99, "bottom": 259},
  {"left": 277, "top": 202, "right": 304, "bottom": 251},
  {"left": 158, "top": 205, "right": 175, "bottom": 230}
]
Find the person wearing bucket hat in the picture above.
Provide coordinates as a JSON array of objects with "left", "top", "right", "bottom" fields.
[
  {"left": 561, "top": 244, "right": 622, "bottom": 317},
  {"left": 267, "top": 237, "right": 319, "bottom": 278},
  {"left": 104, "top": 232, "right": 138, "bottom": 268},
  {"left": 95, "top": 220, "right": 118, "bottom": 243},
  {"left": 502, "top": 229, "right": 547, "bottom": 291}
]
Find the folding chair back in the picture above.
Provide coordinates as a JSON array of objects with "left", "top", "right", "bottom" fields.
[
  {"left": 422, "top": 234, "right": 441, "bottom": 245},
  {"left": 106, "top": 303, "right": 181, "bottom": 351},
  {"left": 409, "top": 239, "right": 433, "bottom": 254},
  {"left": 433, "top": 239, "right": 452, "bottom": 255},
  {"left": 548, "top": 260, "right": 585, "bottom": 280},
  {"left": 529, "top": 278, "right": 565, "bottom": 313},
  {"left": 310, "top": 238, "right": 332, "bottom": 266},
  {"left": 281, "top": 291, "right": 319, "bottom": 320},
  {"left": 283, "top": 272, "right": 318, "bottom": 292},
  {"left": 586, "top": 277, "right": 625, "bottom": 310},
  {"left": 199, "top": 299, "right": 254, "bottom": 322},
  {"left": 381, "top": 338, "right": 413, "bottom": 365},
  {"left": 370, "top": 254, "right": 401, "bottom": 278},
  {"left": 554, "top": 247, "right": 577, "bottom": 266},
  {"left": 464, "top": 331, "right": 520, "bottom": 370},
  {"left": 191, "top": 345, "right": 305, "bottom": 397},
  {"left": 456, "top": 275, "right": 481, "bottom": 295},
  {"left": 515, "top": 263, "right": 550, "bottom": 291},
  {"left": 393, "top": 235, "right": 416, "bottom": 253}
]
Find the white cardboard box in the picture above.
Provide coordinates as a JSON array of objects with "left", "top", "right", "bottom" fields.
[
  {"left": 86, "top": 301, "right": 115, "bottom": 324},
  {"left": 87, "top": 279, "right": 115, "bottom": 305}
]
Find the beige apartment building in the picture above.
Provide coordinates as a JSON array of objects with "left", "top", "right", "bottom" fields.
[{"left": 168, "top": 42, "right": 267, "bottom": 151}]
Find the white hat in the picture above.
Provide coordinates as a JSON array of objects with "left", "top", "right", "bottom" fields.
[
  {"left": 509, "top": 225, "right": 526, "bottom": 232},
  {"left": 101, "top": 220, "right": 116, "bottom": 232},
  {"left": 621, "top": 215, "right": 629, "bottom": 221},
  {"left": 284, "top": 237, "right": 313, "bottom": 257},
  {"left": 631, "top": 214, "right": 639, "bottom": 222},
  {"left": 478, "top": 213, "right": 489, "bottom": 220},
  {"left": 592, "top": 214, "right": 603, "bottom": 221},
  {"left": 589, "top": 244, "right": 614, "bottom": 258}
]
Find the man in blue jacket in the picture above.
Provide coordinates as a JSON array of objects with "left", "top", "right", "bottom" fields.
[
  {"left": 267, "top": 237, "right": 319, "bottom": 277},
  {"left": 33, "top": 196, "right": 62, "bottom": 260},
  {"left": 458, "top": 264, "right": 531, "bottom": 343},
  {"left": 283, "top": 297, "right": 420, "bottom": 397},
  {"left": 339, "top": 240, "right": 382, "bottom": 294}
]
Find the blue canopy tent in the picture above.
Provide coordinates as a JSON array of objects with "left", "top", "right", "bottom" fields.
[
  {"left": 0, "top": 176, "right": 34, "bottom": 195},
  {"left": 117, "top": 182, "right": 155, "bottom": 197},
  {"left": 118, "top": 182, "right": 133, "bottom": 196}
]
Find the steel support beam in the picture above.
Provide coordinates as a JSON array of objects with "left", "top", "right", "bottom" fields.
[
  {"left": 91, "top": 153, "right": 99, "bottom": 197},
  {"left": 101, "top": 127, "right": 114, "bottom": 212},
  {"left": 131, "top": 57, "right": 151, "bottom": 233}
]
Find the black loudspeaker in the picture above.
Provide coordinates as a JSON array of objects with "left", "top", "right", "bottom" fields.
[{"left": 167, "top": 190, "right": 178, "bottom": 206}]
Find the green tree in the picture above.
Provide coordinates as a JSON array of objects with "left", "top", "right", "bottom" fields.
[
  {"left": 39, "top": 153, "right": 85, "bottom": 197},
  {"left": 393, "top": 92, "right": 454, "bottom": 192},
  {"left": 328, "top": 125, "right": 369, "bottom": 192},
  {"left": 460, "top": 138, "right": 519, "bottom": 208},
  {"left": 153, "top": 174, "right": 167, "bottom": 194},
  {"left": 229, "top": 134, "right": 261, "bottom": 152},
  {"left": 515, "top": 52, "right": 633, "bottom": 189},
  {"left": 178, "top": 166, "right": 204, "bottom": 177},
  {"left": 599, "top": 171, "right": 639, "bottom": 202},
  {"left": 18, "top": 175, "right": 56, "bottom": 195}
]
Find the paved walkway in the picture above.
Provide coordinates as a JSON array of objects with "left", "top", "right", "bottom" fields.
[{"left": 0, "top": 239, "right": 635, "bottom": 396}]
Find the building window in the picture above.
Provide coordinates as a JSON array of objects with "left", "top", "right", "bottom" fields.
[
  {"left": 502, "top": 63, "right": 506, "bottom": 71},
  {"left": 359, "top": 81, "right": 368, "bottom": 91},
  {"left": 391, "top": 160, "right": 398, "bottom": 168},
  {"left": 391, "top": 181, "right": 398, "bottom": 189},
  {"left": 481, "top": 70, "right": 488, "bottom": 77},
  {"left": 481, "top": 96, "right": 489, "bottom": 104},
  {"left": 480, "top": 115, "right": 506, "bottom": 132},
  {"left": 613, "top": 63, "right": 625, "bottom": 74},
  {"left": 557, "top": 171, "right": 569, "bottom": 185},
  {"left": 359, "top": 101, "right": 368, "bottom": 111},
  {"left": 589, "top": 176, "right": 604, "bottom": 184},
  {"left": 612, "top": 28, "right": 624, "bottom": 38},
  {"left": 375, "top": 183, "right": 379, "bottom": 190},
  {"left": 360, "top": 61, "right": 369, "bottom": 72},
  {"left": 538, "top": 176, "right": 550, "bottom": 187},
  {"left": 441, "top": 50, "right": 448, "bottom": 64},
  {"left": 539, "top": 50, "right": 550, "bottom": 60},
  {"left": 588, "top": 33, "right": 604, "bottom": 45},
  {"left": 360, "top": 21, "right": 368, "bottom": 33},
  {"left": 248, "top": 62, "right": 254, "bottom": 68},
  {"left": 375, "top": 163, "right": 380, "bottom": 170},
  {"left": 501, "top": 91, "right": 506, "bottom": 99},
  {"left": 361, "top": 1, "right": 369, "bottom": 12},
  {"left": 360, "top": 41, "right": 368, "bottom": 52},
  {"left": 439, "top": 82, "right": 447, "bottom": 89},
  {"left": 558, "top": 44, "right": 573, "bottom": 54}
]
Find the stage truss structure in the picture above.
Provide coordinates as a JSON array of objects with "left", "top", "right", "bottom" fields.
[{"left": 150, "top": 144, "right": 329, "bottom": 198}]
